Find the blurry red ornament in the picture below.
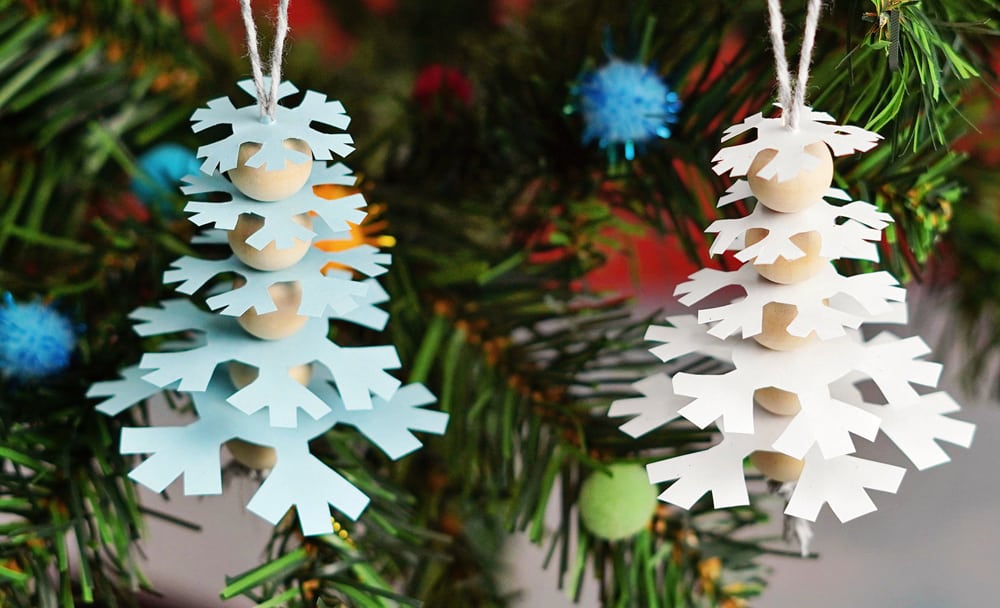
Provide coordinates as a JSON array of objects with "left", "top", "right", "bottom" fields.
[{"left": 412, "top": 65, "right": 474, "bottom": 113}]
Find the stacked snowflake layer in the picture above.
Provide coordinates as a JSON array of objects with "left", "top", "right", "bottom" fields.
[
  {"left": 610, "top": 108, "right": 973, "bottom": 525},
  {"left": 88, "top": 80, "right": 448, "bottom": 536}
]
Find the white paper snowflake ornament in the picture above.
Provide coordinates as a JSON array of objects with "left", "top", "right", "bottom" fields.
[
  {"left": 192, "top": 79, "right": 355, "bottom": 201},
  {"left": 610, "top": 102, "right": 974, "bottom": 527}
]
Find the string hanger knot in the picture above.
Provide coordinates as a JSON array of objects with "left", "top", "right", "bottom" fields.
[
  {"left": 767, "top": 0, "right": 824, "bottom": 131},
  {"left": 239, "top": 0, "right": 291, "bottom": 122}
]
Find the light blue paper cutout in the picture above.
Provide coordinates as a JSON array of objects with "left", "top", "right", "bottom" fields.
[
  {"left": 131, "top": 300, "right": 401, "bottom": 425},
  {"left": 192, "top": 79, "right": 355, "bottom": 175},
  {"left": 182, "top": 162, "right": 367, "bottom": 251},
  {"left": 88, "top": 366, "right": 167, "bottom": 416},
  {"left": 329, "top": 278, "right": 390, "bottom": 330},
  {"left": 164, "top": 250, "right": 369, "bottom": 317},
  {"left": 90, "top": 78, "right": 447, "bottom": 536},
  {"left": 99, "top": 368, "right": 447, "bottom": 535}
]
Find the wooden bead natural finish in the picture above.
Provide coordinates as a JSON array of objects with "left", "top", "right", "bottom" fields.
[
  {"left": 752, "top": 301, "right": 815, "bottom": 351},
  {"left": 749, "top": 450, "right": 804, "bottom": 482},
  {"left": 747, "top": 142, "right": 833, "bottom": 213},
  {"left": 228, "top": 213, "right": 313, "bottom": 271},
  {"left": 745, "top": 229, "right": 828, "bottom": 284},
  {"left": 237, "top": 281, "right": 308, "bottom": 340},
  {"left": 227, "top": 360, "right": 312, "bottom": 389},
  {"left": 754, "top": 386, "right": 802, "bottom": 416},
  {"left": 226, "top": 439, "right": 277, "bottom": 470},
  {"left": 227, "top": 138, "right": 313, "bottom": 201}
]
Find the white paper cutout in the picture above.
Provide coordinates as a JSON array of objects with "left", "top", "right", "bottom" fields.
[
  {"left": 784, "top": 445, "right": 905, "bottom": 522},
  {"left": 854, "top": 391, "right": 975, "bottom": 471},
  {"left": 182, "top": 162, "right": 366, "bottom": 251},
  {"left": 676, "top": 264, "right": 906, "bottom": 340},
  {"left": 646, "top": 407, "right": 789, "bottom": 509},
  {"left": 711, "top": 107, "right": 881, "bottom": 181},
  {"left": 97, "top": 368, "right": 446, "bottom": 535},
  {"left": 708, "top": 183, "right": 893, "bottom": 264},
  {"left": 607, "top": 373, "right": 687, "bottom": 438},
  {"left": 192, "top": 79, "right": 355, "bottom": 175},
  {"left": 611, "top": 109, "right": 972, "bottom": 526}
]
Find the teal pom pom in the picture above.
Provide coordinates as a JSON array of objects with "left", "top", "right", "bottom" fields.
[
  {"left": 0, "top": 295, "right": 75, "bottom": 379},
  {"left": 130, "top": 143, "right": 201, "bottom": 215},
  {"left": 578, "top": 462, "right": 659, "bottom": 541},
  {"left": 574, "top": 59, "right": 681, "bottom": 161}
]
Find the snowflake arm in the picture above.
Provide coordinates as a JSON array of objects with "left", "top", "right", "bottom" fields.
[
  {"left": 785, "top": 446, "right": 906, "bottom": 522},
  {"left": 328, "top": 278, "right": 390, "bottom": 330},
  {"left": 315, "top": 342, "right": 402, "bottom": 410},
  {"left": 770, "top": 386, "right": 880, "bottom": 459},
  {"left": 246, "top": 444, "right": 369, "bottom": 534},
  {"left": 120, "top": 421, "right": 225, "bottom": 495},
  {"left": 646, "top": 315, "right": 735, "bottom": 363},
  {"left": 647, "top": 442, "right": 751, "bottom": 509},
  {"left": 647, "top": 410, "right": 787, "bottom": 509},
  {"left": 88, "top": 366, "right": 165, "bottom": 416},
  {"left": 227, "top": 365, "right": 332, "bottom": 427},
  {"left": 139, "top": 347, "right": 219, "bottom": 391},
  {"left": 130, "top": 299, "right": 207, "bottom": 336},
  {"left": 858, "top": 392, "right": 975, "bottom": 470},
  {"left": 323, "top": 244, "right": 391, "bottom": 278},
  {"left": 860, "top": 334, "right": 942, "bottom": 405},
  {"left": 673, "top": 370, "right": 755, "bottom": 433},
  {"left": 608, "top": 373, "right": 689, "bottom": 438},
  {"left": 333, "top": 383, "right": 448, "bottom": 459}
]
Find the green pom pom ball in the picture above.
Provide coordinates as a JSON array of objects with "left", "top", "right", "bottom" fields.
[{"left": 578, "top": 463, "right": 659, "bottom": 541}]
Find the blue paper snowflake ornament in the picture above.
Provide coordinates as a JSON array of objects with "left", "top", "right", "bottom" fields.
[
  {"left": 574, "top": 59, "right": 682, "bottom": 161},
  {"left": 192, "top": 79, "right": 355, "bottom": 175},
  {"left": 0, "top": 295, "right": 75, "bottom": 379},
  {"left": 89, "top": 78, "right": 450, "bottom": 536}
]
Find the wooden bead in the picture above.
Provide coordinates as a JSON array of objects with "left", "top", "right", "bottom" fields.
[
  {"left": 749, "top": 450, "right": 804, "bottom": 482},
  {"left": 747, "top": 142, "right": 833, "bottom": 213},
  {"left": 226, "top": 438, "right": 277, "bottom": 470},
  {"left": 237, "top": 281, "right": 308, "bottom": 340},
  {"left": 227, "top": 138, "right": 313, "bottom": 201},
  {"left": 227, "top": 361, "right": 312, "bottom": 389},
  {"left": 754, "top": 386, "right": 802, "bottom": 416},
  {"left": 752, "top": 301, "right": 815, "bottom": 351},
  {"left": 745, "top": 229, "right": 828, "bottom": 284},
  {"left": 228, "top": 213, "right": 313, "bottom": 271}
]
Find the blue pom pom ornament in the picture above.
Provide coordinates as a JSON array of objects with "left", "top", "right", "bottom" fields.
[
  {"left": 574, "top": 59, "right": 681, "bottom": 161},
  {"left": 0, "top": 295, "right": 75, "bottom": 379}
]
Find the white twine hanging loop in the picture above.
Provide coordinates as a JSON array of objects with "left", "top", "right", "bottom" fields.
[
  {"left": 767, "top": 0, "right": 823, "bottom": 130},
  {"left": 238, "top": 0, "right": 291, "bottom": 122}
]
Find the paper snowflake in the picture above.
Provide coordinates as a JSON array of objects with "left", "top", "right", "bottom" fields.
[
  {"left": 124, "top": 300, "right": 400, "bottom": 427},
  {"left": 610, "top": 107, "right": 973, "bottom": 526},
  {"left": 708, "top": 181, "right": 893, "bottom": 264},
  {"left": 676, "top": 264, "right": 906, "bottom": 340},
  {"left": 192, "top": 79, "right": 355, "bottom": 175},
  {"left": 91, "top": 367, "right": 447, "bottom": 535},
  {"left": 164, "top": 248, "right": 380, "bottom": 318},
  {"left": 711, "top": 107, "right": 881, "bottom": 181},
  {"left": 181, "top": 162, "right": 366, "bottom": 251}
]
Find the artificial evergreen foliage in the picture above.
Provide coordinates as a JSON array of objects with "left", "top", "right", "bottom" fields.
[{"left": 0, "top": 1, "right": 997, "bottom": 606}]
